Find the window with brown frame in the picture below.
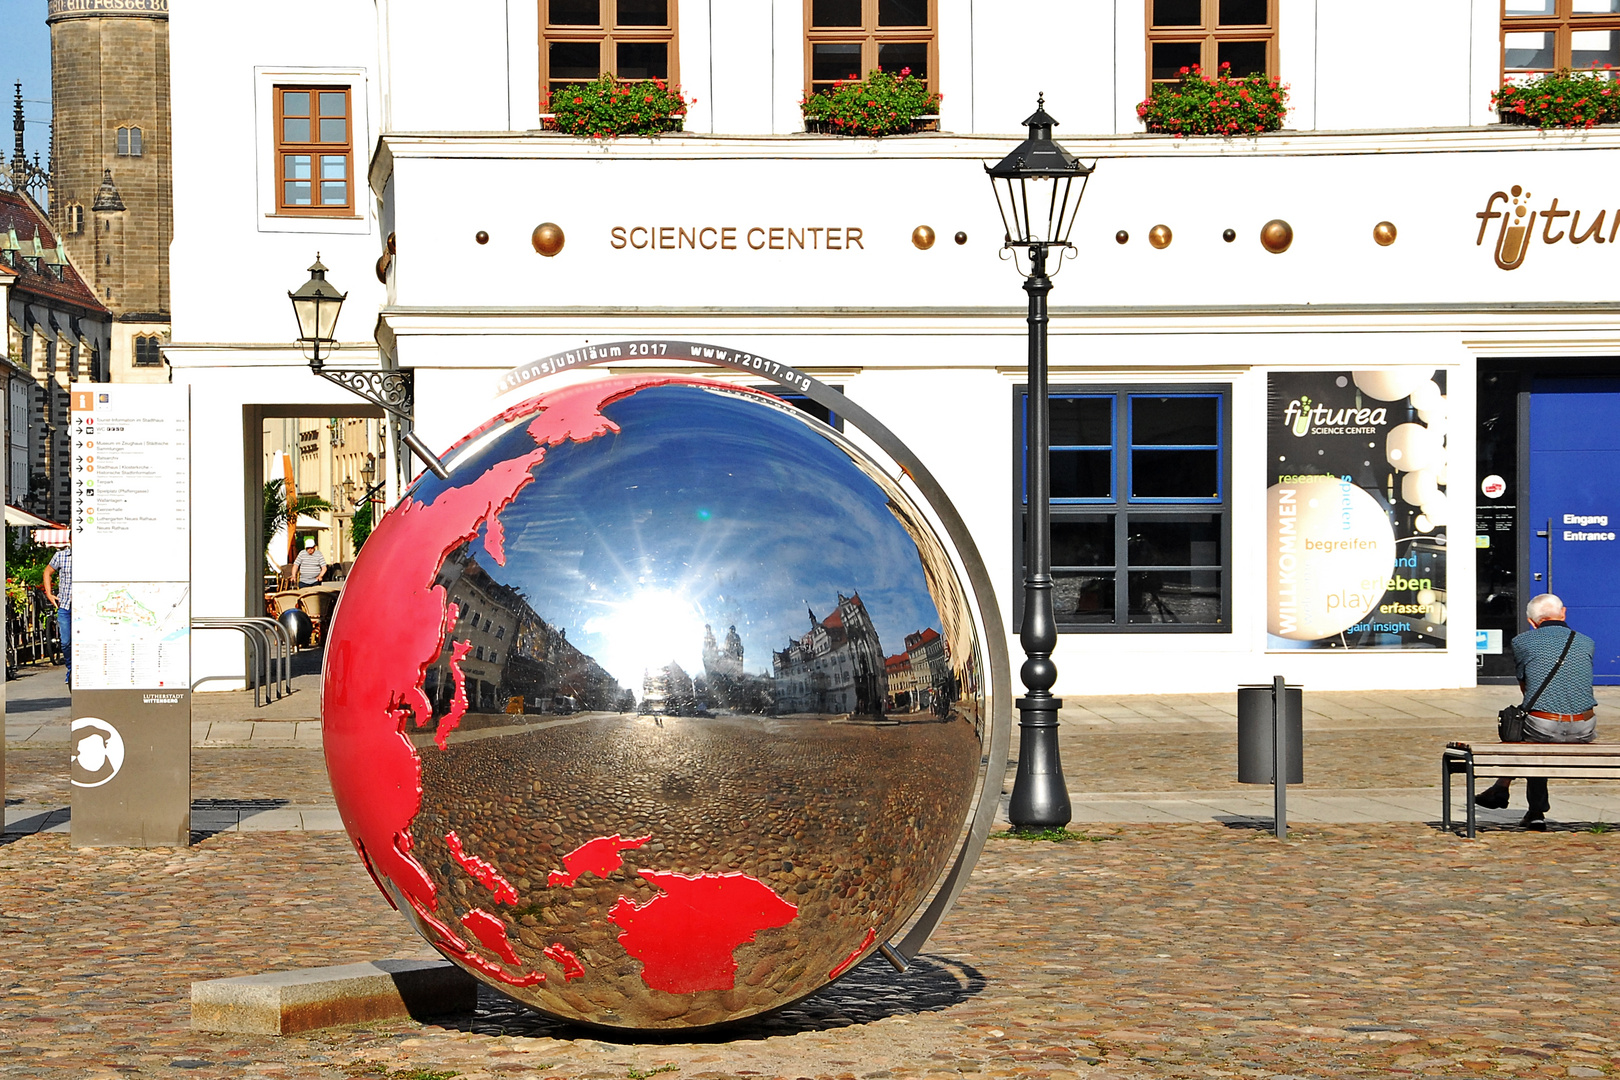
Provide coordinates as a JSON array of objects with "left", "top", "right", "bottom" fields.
[
  {"left": 1145, "top": 0, "right": 1275, "bottom": 91},
  {"left": 273, "top": 86, "right": 353, "bottom": 216},
  {"left": 805, "top": 0, "right": 936, "bottom": 99},
  {"left": 1502, "top": 1, "right": 1620, "bottom": 85},
  {"left": 542, "top": 0, "right": 678, "bottom": 98}
]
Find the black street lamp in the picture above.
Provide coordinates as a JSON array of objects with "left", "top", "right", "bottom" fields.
[
  {"left": 986, "top": 96, "right": 1093, "bottom": 830},
  {"left": 288, "top": 255, "right": 346, "bottom": 372},
  {"left": 288, "top": 255, "right": 450, "bottom": 479}
]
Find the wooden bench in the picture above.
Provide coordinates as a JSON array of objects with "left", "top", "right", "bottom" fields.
[{"left": 1441, "top": 742, "right": 1620, "bottom": 837}]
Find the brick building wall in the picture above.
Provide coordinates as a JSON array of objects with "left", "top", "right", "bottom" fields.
[{"left": 48, "top": 1, "right": 171, "bottom": 327}]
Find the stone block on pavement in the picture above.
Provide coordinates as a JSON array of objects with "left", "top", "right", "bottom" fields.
[
  {"left": 200, "top": 721, "right": 254, "bottom": 745},
  {"left": 191, "top": 959, "right": 477, "bottom": 1034},
  {"left": 298, "top": 807, "right": 344, "bottom": 831}
]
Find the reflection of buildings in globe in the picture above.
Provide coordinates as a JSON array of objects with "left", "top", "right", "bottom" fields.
[
  {"left": 701, "top": 623, "right": 745, "bottom": 677},
  {"left": 880, "top": 492, "right": 985, "bottom": 737},
  {"left": 640, "top": 660, "right": 696, "bottom": 716},
  {"left": 421, "top": 548, "right": 627, "bottom": 722},
  {"left": 323, "top": 374, "right": 988, "bottom": 1029},
  {"left": 886, "top": 627, "right": 952, "bottom": 715},
  {"left": 696, "top": 622, "right": 776, "bottom": 714},
  {"left": 771, "top": 592, "right": 887, "bottom": 716}
]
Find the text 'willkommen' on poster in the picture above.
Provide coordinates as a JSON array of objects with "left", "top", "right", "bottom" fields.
[{"left": 1267, "top": 369, "right": 1448, "bottom": 651}]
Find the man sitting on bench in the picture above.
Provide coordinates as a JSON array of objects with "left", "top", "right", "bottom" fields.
[{"left": 1476, "top": 592, "right": 1598, "bottom": 830}]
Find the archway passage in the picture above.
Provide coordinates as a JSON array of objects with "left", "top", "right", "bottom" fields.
[{"left": 247, "top": 404, "right": 386, "bottom": 674}]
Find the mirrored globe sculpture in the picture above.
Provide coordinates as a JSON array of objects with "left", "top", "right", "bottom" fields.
[{"left": 322, "top": 375, "right": 990, "bottom": 1030}]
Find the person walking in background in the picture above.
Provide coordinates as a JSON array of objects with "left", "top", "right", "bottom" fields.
[
  {"left": 291, "top": 536, "right": 327, "bottom": 586},
  {"left": 1476, "top": 592, "right": 1597, "bottom": 830},
  {"left": 42, "top": 545, "right": 73, "bottom": 686}
]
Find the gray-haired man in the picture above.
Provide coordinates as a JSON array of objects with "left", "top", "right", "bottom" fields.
[{"left": 1476, "top": 593, "right": 1598, "bottom": 830}]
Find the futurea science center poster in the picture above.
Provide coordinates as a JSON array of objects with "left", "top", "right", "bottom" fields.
[{"left": 1267, "top": 369, "right": 1448, "bottom": 651}]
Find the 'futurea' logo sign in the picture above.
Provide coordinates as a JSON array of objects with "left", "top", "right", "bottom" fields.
[
  {"left": 1475, "top": 185, "right": 1620, "bottom": 270},
  {"left": 1280, "top": 395, "right": 1387, "bottom": 437}
]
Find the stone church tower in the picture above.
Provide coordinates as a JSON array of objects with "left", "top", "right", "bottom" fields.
[{"left": 48, "top": 0, "right": 171, "bottom": 383}]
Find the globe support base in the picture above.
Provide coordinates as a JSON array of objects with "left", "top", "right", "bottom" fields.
[{"left": 191, "top": 959, "right": 477, "bottom": 1035}]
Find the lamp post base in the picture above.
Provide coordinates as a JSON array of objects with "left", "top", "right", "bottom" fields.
[{"left": 1008, "top": 695, "right": 1070, "bottom": 830}]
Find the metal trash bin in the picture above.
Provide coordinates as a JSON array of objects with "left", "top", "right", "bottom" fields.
[{"left": 1237, "top": 684, "right": 1303, "bottom": 784}]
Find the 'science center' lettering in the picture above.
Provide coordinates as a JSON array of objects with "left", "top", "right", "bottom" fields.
[{"left": 611, "top": 225, "right": 865, "bottom": 251}]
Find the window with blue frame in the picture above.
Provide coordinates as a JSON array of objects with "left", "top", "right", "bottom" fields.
[{"left": 1015, "top": 385, "right": 1231, "bottom": 631}]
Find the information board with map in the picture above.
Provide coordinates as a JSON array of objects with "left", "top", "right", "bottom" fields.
[
  {"left": 69, "top": 384, "right": 192, "bottom": 848},
  {"left": 70, "top": 385, "right": 191, "bottom": 688}
]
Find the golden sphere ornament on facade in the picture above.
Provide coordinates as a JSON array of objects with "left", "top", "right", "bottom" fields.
[
  {"left": 1115, "top": 230, "right": 1129, "bottom": 244},
  {"left": 1260, "top": 219, "right": 1293, "bottom": 253},
  {"left": 954, "top": 230, "right": 968, "bottom": 245},
  {"left": 532, "top": 222, "right": 566, "bottom": 257},
  {"left": 375, "top": 232, "right": 397, "bottom": 283},
  {"left": 1373, "top": 221, "right": 1397, "bottom": 247},
  {"left": 1222, "top": 228, "right": 1236, "bottom": 243},
  {"left": 911, "top": 225, "right": 936, "bottom": 250},
  {"left": 475, "top": 230, "right": 490, "bottom": 245},
  {"left": 1148, "top": 224, "right": 1172, "bottom": 249}
]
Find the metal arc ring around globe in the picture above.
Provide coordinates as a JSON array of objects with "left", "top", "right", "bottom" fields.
[{"left": 321, "top": 366, "right": 1008, "bottom": 1030}]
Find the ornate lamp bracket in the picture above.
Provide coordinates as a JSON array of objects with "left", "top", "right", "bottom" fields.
[{"left": 316, "top": 366, "right": 450, "bottom": 480}]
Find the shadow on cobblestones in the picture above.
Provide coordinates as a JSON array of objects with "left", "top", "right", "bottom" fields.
[
  {"left": 189, "top": 798, "right": 294, "bottom": 842},
  {"left": 1436, "top": 818, "right": 1618, "bottom": 834},
  {"left": 1215, "top": 816, "right": 1275, "bottom": 830},
  {"left": 0, "top": 815, "right": 53, "bottom": 845},
  {"left": 452, "top": 951, "right": 987, "bottom": 1042}
]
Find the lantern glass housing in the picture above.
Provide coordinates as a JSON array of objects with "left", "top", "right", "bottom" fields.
[
  {"left": 288, "top": 255, "right": 347, "bottom": 364},
  {"left": 985, "top": 96, "right": 1092, "bottom": 249}
]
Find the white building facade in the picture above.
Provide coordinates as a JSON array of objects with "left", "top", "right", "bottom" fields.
[{"left": 168, "top": 1, "right": 1620, "bottom": 694}]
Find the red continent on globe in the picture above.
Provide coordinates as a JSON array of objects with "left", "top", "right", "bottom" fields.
[
  {"left": 609, "top": 870, "right": 800, "bottom": 994},
  {"left": 462, "top": 907, "right": 524, "bottom": 966},
  {"left": 445, "top": 831, "right": 518, "bottom": 904},
  {"left": 547, "top": 833, "right": 652, "bottom": 887},
  {"left": 544, "top": 942, "right": 586, "bottom": 981}
]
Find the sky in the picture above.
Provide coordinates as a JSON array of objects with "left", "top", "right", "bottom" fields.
[
  {"left": 422, "top": 383, "right": 950, "bottom": 696},
  {"left": 0, "top": 0, "right": 52, "bottom": 165}
]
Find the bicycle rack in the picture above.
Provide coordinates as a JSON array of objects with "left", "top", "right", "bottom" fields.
[{"left": 192, "top": 617, "right": 294, "bottom": 708}]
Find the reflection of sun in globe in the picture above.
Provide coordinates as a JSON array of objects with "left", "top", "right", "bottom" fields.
[{"left": 582, "top": 587, "right": 711, "bottom": 695}]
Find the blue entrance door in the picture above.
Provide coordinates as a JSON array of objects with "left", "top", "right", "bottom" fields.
[{"left": 1528, "top": 382, "right": 1620, "bottom": 684}]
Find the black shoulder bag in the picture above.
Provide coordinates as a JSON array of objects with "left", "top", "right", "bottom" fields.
[{"left": 1499, "top": 629, "right": 1577, "bottom": 742}]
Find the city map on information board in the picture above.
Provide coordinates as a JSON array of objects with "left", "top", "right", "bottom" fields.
[{"left": 71, "top": 582, "right": 190, "bottom": 690}]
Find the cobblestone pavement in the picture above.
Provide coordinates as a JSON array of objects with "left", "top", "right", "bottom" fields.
[
  {"left": 4, "top": 824, "right": 1620, "bottom": 1080},
  {"left": 7, "top": 682, "right": 1620, "bottom": 1076},
  {"left": 11, "top": 685, "right": 1620, "bottom": 832},
  {"left": 5, "top": 747, "right": 337, "bottom": 805}
]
